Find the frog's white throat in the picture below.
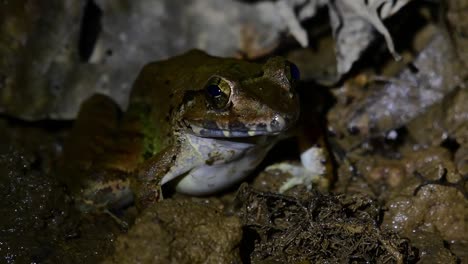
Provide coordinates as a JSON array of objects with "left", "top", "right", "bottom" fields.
[{"left": 161, "top": 133, "right": 277, "bottom": 195}]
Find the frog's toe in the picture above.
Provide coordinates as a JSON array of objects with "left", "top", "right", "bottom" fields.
[
  {"left": 300, "top": 146, "right": 327, "bottom": 174},
  {"left": 265, "top": 163, "right": 321, "bottom": 193},
  {"left": 266, "top": 147, "right": 327, "bottom": 193}
]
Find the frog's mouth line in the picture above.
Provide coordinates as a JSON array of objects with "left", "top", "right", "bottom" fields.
[
  {"left": 187, "top": 124, "right": 281, "bottom": 138},
  {"left": 184, "top": 114, "right": 291, "bottom": 138}
]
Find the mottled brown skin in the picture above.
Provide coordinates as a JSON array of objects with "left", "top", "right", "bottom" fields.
[{"left": 59, "top": 95, "right": 142, "bottom": 211}]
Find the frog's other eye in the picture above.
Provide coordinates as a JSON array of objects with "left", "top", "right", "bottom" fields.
[
  {"left": 286, "top": 61, "right": 300, "bottom": 82},
  {"left": 205, "top": 77, "right": 231, "bottom": 110}
]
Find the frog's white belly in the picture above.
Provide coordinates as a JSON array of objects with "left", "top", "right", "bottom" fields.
[{"left": 163, "top": 133, "right": 276, "bottom": 195}]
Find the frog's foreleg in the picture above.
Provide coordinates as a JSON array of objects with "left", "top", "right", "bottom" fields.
[
  {"left": 132, "top": 142, "right": 204, "bottom": 209},
  {"left": 132, "top": 146, "right": 176, "bottom": 208}
]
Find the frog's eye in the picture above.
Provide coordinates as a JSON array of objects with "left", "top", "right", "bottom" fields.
[
  {"left": 205, "top": 77, "right": 231, "bottom": 110},
  {"left": 286, "top": 61, "right": 300, "bottom": 82}
]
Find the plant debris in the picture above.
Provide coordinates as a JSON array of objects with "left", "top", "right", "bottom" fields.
[{"left": 236, "top": 185, "right": 418, "bottom": 263}]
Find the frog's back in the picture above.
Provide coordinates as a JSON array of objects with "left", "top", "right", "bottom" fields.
[{"left": 59, "top": 94, "right": 143, "bottom": 202}]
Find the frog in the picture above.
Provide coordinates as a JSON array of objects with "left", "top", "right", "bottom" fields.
[{"left": 59, "top": 49, "right": 300, "bottom": 213}]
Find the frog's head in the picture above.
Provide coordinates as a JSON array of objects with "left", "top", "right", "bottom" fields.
[{"left": 180, "top": 57, "right": 300, "bottom": 138}]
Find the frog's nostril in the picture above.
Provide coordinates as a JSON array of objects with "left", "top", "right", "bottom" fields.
[{"left": 269, "top": 114, "right": 286, "bottom": 131}]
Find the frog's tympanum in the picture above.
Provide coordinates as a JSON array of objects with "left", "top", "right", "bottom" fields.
[{"left": 60, "top": 50, "right": 300, "bottom": 212}]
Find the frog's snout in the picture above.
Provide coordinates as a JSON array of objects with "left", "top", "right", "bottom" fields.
[{"left": 269, "top": 114, "right": 286, "bottom": 132}]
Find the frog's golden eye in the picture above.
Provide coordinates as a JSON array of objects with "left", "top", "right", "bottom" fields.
[
  {"left": 285, "top": 61, "right": 300, "bottom": 82},
  {"left": 205, "top": 77, "right": 231, "bottom": 110}
]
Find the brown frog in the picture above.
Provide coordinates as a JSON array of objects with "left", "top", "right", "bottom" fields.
[{"left": 59, "top": 50, "right": 300, "bottom": 212}]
